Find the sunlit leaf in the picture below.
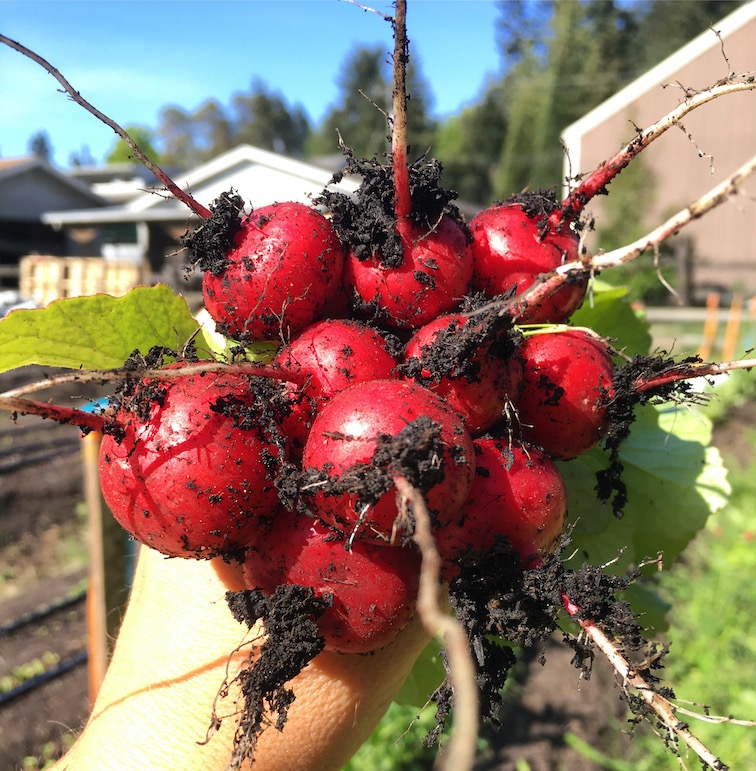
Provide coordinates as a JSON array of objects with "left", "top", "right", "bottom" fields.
[
  {"left": 570, "top": 282, "right": 652, "bottom": 357},
  {"left": 395, "top": 637, "right": 444, "bottom": 707},
  {"left": 0, "top": 285, "right": 201, "bottom": 373},
  {"left": 561, "top": 403, "right": 729, "bottom": 574}
]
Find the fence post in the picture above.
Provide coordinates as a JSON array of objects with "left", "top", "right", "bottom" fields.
[{"left": 82, "top": 430, "right": 129, "bottom": 703}]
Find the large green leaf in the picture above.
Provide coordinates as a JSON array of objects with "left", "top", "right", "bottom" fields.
[
  {"left": 570, "top": 282, "right": 652, "bottom": 357},
  {"left": 395, "top": 637, "right": 444, "bottom": 707},
  {"left": 0, "top": 285, "right": 201, "bottom": 373},
  {"left": 560, "top": 403, "right": 730, "bottom": 574}
]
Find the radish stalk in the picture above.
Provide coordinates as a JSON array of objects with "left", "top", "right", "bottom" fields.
[
  {"left": 561, "top": 592, "right": 726, "bottom": 771},
  {"left": 0, "top": 396, "right": 109, "bottom": 433},
  {"left": 391, "top": 0, "right": 412, "bottom": 239}
]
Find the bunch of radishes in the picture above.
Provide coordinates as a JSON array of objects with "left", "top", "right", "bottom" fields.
[
  {"left": 96, "top": 164, "right": 621, "bottom": 654},
  {"left": 92, "top": 0, "right": 640, "bottom": 658}
]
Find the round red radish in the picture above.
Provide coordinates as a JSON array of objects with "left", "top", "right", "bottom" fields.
[
  {"left": 435, "top": 439, "right": 567, "bottom": 580},
  {"left": 469, "top": 202, "right": 586, "bottom": 323},
  {"left": 516, "top": 330, "right": 614, "bottom": 460},
  {"left": 343, "top": 216, "right": 472, "bottom": 329},
  {"left": 99, "top": 368, "right": 286, "bottom": 558},
  {"left": 202, "top": 202, "right": 344, "bottom": 342},
  {"left": 243, "top": 511, "right": 420, "bottom": 653},
  {"left": 301, "top": 379, "right": 474, "bottom": 543},
  {"left": 275, "top": 319, "right": 400, "bottom": 457},
  {"left": 402, "top": 313, "right": 522, "bottom": 436}
]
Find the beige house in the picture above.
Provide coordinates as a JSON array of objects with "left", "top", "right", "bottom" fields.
[{"left": 561, "top": 1, "right": 756, "bottom": 301}]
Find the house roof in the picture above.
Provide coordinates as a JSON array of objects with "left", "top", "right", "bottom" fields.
[
  {"left": 561, "top": 0, "right": 756, "bottom": 177},
  {"left": 42, "top": 144, "right": 360, "bottom": 228},
  {"left": 0, "top": 156, "right": 107, "bottom": 218},
  {"left": 0, "top": 157, "right": 33, "bottom": 174}
]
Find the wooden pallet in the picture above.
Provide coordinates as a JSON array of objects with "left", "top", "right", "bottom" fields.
[{"left": 19, "top": 256, "right": 141, "bottom": 307}]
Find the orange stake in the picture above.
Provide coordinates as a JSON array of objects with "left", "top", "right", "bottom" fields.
[
  {"left": 722, "top": 295, "right": 744, "bottom": 362},
  {"left": 697, "top": 292, "right": 720, "bottom": 360}
]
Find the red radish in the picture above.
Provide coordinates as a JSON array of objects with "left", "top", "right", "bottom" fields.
[
  {"left": 278, "top": 381, "right": 315, "bottom": 462},
  {"left": 343, "top": 216, "right": 473, "bottom": 329},
  {"left": 275, "top": 319, "right": 400, "bottom": 457},
  {"left": 516, "top": 329, "right": 614, "bottom": 460},
  {"left": 469, "top": 202, "right": 587, "bottom": 323},
  {"left": 301, "top": 379, "right": 475, "bottom": 544},
  {"left": 275, "top": 319, "right": 399, "bottom": 399},
  {"left": 202, "top": 202, "right": 344, "bottom": 342},
  {"left": 435, "top": 439, "right": 567, "bottom": 580},
  {"left": 334, "top": 2, "right": 472, "bottom": 330},
  {"left": 243, "top": 510, "right": 420, "bottom": 653},
  {"left": 99, "top": 367, "right": 287, "bottom": 558},
  {"left": 402, "top": 313, "right": 522, "bottom": 436}
]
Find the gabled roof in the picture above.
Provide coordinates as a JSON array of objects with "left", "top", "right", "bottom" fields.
[
  {"left": 0, "top": 156, "right": 107, "bottom": 218},
  {"left": 42, "top": 145, "right": 360, "bottom": 227},
  {"left": 561, "top": 0, "right": 756, "bottom": 172}
]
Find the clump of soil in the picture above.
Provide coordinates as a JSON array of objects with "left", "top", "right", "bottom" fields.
[
  {"left": 221, "top": 584, "right": 331, "bottom": 769},
  {"left": 427, "top": 539, "right": 665, "bottom": 747},
  {"left": 399, "top": 305, "right": 522, "bottom": 385},
  {"left": 181, "top": 191, "right": 245, "bottom": 276},
  {"left": 597, "top": 351, "right": 705, "bottom": 516},
  {"left": 318, "top": 149, "right": 469, "bottom": 270}
]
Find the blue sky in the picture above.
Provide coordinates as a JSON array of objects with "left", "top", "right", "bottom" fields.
[{"left": 1, "top": 0, "right": 505, "bottom": 167}]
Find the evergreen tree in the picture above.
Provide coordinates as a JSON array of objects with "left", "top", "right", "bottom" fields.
[
  {"left": 450, "top": 0, "right": 741, "bottom": 202},
  {"left": 433, "top": 83, "right": 508, "bottom": 204},
  {"left": 494, "top": 0, "right": 638, "bottom": 198},
  {"left": 158, "top": 86, "right": 310, "bottom": 170},
  {"left": 307, "top": 45, "right": 392, "bottom": 158},
  {"left": 232, "top": 79, "right": 310, "bottom": 157},
  {"left": 635, "top": 0, "right": 744, "bottom": 72},
  {"left": 158, "top": 104, "right": 203, "bottom": 169},
  {"left": 106, "top": 125, "right": 162, "bottom": 165},
  {"left": 306, "top": 44, "right": 435, "bottom": 160},
  {"left": 28, "top": 130, "right": 53, "bottom": 162}
]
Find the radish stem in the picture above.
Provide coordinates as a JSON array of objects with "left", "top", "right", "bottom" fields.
[{"left": 391, "top": 0, "right": 412, "bottom": 236}]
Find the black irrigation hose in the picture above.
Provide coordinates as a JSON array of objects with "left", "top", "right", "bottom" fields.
[
  {"left": 0, "top": 650, "right": 88, "bottom": 707},
  {"left": 0, "top": 436, "right": 82, "bottom": 474},
  {"left": 0, "top": 434, "right": 81, "bottom": 460},
  {"left": 0, "top": 588, "right": 87, "bottom": 636}
]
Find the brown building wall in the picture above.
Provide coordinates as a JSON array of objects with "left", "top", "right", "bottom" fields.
[{"left": 567, "top": 12, "right": 756, "bottom": 299}]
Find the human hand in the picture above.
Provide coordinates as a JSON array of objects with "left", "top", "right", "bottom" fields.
[{"left": 52, "top": 545, "right": 431, "bottom": 770}]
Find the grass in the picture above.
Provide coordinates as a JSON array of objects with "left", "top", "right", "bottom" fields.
[{"left": 616, "top": 441, "right": 756, "bottom": 769}]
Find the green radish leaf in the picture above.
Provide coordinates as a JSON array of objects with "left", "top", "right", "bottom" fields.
[
  {"left": 570, "top": 282, "right": 652, "bottom": 357},
  {"left": 560, "top": 403, "right": 729, "bottom": 574},
  {"left": 195, "top": 309, "right": 279, "bottom": 363},
  {"left": 0, "top": 285, "right": 201, "bottom": 373},
  {"left": 395, "top": 637, "right": 444, "bottom": 707}
]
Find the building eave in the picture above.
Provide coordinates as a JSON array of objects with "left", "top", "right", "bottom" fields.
[
  {"left": 561, "top": 0, "right": 756, "bottom": 181},
  {"left": 42, "top": 206, "right": 196, "bottom": 228}
]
